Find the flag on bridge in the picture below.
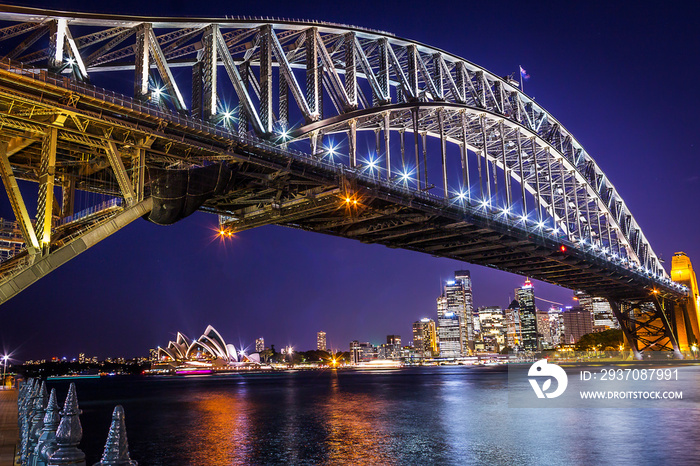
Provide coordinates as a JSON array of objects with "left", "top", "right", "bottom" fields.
[
  {"left": 519, "top": 65, "right": 530, "bottom": 80},
  {"left": 519, "top": 65, "right": 530, "bottom": 92}
]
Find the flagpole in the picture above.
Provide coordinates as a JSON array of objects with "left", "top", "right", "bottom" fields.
[{"left": 519, "top": 65, "right": 523, "bottom": 92}]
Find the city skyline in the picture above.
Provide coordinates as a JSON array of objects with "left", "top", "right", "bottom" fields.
[{"left": 0, "top": 0, "right": 698, "bottom": 360}]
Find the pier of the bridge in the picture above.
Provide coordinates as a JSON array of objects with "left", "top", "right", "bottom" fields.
[{"left": 0, "top": 5, "right": 694, "bottom": 359}]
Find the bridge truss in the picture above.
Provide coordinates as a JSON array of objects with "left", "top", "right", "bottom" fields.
[{"left": 0, "top": 5, "right": 692, "bottom": 358}]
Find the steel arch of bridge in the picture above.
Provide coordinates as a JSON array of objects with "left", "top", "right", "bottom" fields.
[
  {"left": 0, "top": 6, "right": 692, "bottom": 357},
  {"left": 0, "top": 6, "right": 666, "bottom": 278}
]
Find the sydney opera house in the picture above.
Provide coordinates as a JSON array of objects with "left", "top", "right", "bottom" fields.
[{"left": 152, "top": 325, "right": 261, "bottom": 372}]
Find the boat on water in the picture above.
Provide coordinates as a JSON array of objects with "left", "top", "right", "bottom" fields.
[{"left": 353, "top": 359, "right": 404, "bottom": 369}]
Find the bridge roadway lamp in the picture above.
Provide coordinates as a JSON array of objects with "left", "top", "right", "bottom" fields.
[{"left": 2, "top": 355, "right": 7, "bottom": 389}]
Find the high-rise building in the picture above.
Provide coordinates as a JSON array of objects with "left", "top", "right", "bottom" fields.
[
  {"left": 454, "top": 270, "right": 474, "bottom": 351},
  {"left": 575, "top": 292, "right": 618, "bottom": 329},
  {"left": 504, "top": 300, "right": 521, "bottom": 350},
  {"left": 536, "top": 310, "right": 552, "bottom": 349},
  {"left": 317, "top": 331, "right": 327, "bottom": 351},
  {"left": 437, "top": 271, "right": 474, "bottom": 357},
  {"left": 516, "top": 278, "right": 538, "bottom": 351},
  {"left": 413, "top": 318, "right": 438, "bottom": 358},
  {"left": 562, "top": 307, "right": 593, "bottom": 344},
  {"left": 478, "top": 306, "right": 505, "bottom": 352},
  {"left": 548, "top": 307, "right": 564, "bottom": 347},
  {"left": 255, "top": 338, "right": 265, "bottom": 353},
  {"left": 437, "top": 296, "right": 462, "bottom": 358}
]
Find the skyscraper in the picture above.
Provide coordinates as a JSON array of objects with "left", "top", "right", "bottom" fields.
[
  {"left": 255, "top": 337, "right": 265, "bottom": 353},
  {"left": 437, "top": 296, "right": 462, "bottom": 358},
  {"left": 317, "top": 331, "right": 327, "bottom": 351},
  {"left": 504, "top": 300, "right": 521, "bottom": 350},
  {"left": 516, "top": 278, "right": 538, "bottom": 351},
  {"left": 437, "top": 271, "right": 474, "bottom": 357},
  {"left": 477, "top": 306, "right": 505, "bottom": 352},
  {"left": 575, "top": 292, "right": 618, "bottom": 329},
  {"left": 413, "top": 318, "right": 438, "bottom": 358}
]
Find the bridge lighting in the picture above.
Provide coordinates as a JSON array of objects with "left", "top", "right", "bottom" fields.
[
  {"left": 501, "top": 207, "right": 510, "bottom": 215},
  {"left": 520, "top": 214, "right": 528, "bottom": 223},
  {"left": 560, "top": 245, "right": 567, "bottom": 253},
  {"left": 223, "top": 110, "right": 233, "bottom": 120},
  {"left": 551, "top": 228, "right": 558, "bottom": 235},
  {"left": 367, "top": 158, "right": 378, "bottom": 170},
  {"left": 480, "top": 199, "right": 489, "bottom": 209},
  {"left": 536, "top": 221, "right": 545, "bottom": 229},
  {"left": 400, "top": 171, "right": 411, "bottom": 183},
  {"left": 457, "top": 190, "right": 467, "bottom": 201},
  {"left": 152, "top": 86, "right": 165, "bottom": 100},
  {"left": 66, "top": 57, "right": 75, "bottom": 66}
]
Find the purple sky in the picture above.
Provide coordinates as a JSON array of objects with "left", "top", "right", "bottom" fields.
[{"left": 1, "top": 1, "right": 699, "bottom": 360}]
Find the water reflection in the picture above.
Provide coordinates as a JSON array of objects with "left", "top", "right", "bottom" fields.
[
  {"left": 56, "top": 367, "right": 700, "bottom": 465},
  {"left": 323, "top": 372, "right": 394, "bottom": 464},
  {"left": 185, "top": 388, "right": 251, "bottom": 465}
]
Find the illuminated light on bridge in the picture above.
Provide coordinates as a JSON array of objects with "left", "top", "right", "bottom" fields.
[{"left": 0, "top": 6, "right": 693, "bottom": 359}]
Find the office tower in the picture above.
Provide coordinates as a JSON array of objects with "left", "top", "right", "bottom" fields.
[
  {"left": 478, "top": 306, "right": 505, "bottom": 352},
  {"left": 562, "top": 308, "right": 593, "bottom": 344},
  {"left": 504, "top": 300, "right": 521, "bottom": 350},
  {"left": 536, "top": 310, "right": 552, "bottom": 349},
  {"left": 575, "top": 291, "right": 618, "bottom": 329},
  {"left": 437, "top": 295, "right": 462, "bottom": 358},
  {"left": 255, "top": 337, "right": 265, "bottom": 353},
  {"left": 317, "top": 331, "right": 327, "bottom": 351},
  {"left": 437, "top": 270, "right": 474, "bottom": 357},
  {"left": 516, "top": 278, "right": 538, "bottom": 351},
  {"left": 413, "top": 318, "right": 438, "bottom": 358}
]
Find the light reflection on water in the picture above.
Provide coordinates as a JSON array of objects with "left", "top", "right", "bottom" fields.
[{"left": 51, "top": 366, "right": 700, "bottom": 465}]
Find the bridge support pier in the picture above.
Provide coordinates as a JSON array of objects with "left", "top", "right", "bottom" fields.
[{"left": 609, "top": 297, "right": 683, "bottom": 360}]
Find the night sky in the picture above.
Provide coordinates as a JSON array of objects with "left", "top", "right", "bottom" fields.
[{"left": 1, "top": 1, "right": 699, "bottom": 360}]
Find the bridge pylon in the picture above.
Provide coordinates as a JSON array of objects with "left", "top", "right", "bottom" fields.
[{"left": 671, "top": 252, "right": 700, "bottom": 354}]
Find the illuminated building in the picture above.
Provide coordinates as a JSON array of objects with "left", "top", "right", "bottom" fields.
[
  {"left": 155, "top": 325, "right": 260, "bottom": 368},
  {"left": 548, "top": 307, "right": 564, "bottom": 347},
  {"left": 439, "top": 271, "right": 474, "bottom": 355},
  {"left": 437, "top": 296, "right": 462, "bottom": 358},
  {"left": 536, "top": 310, "right": 552, "bottom": 349},
  {"left": 413, "top": 318, "right": 438, "bottom": 358},
  {"left": 516, "top": 278, "right": 538, "bottom": 351},
  {"left": 477, "top": 306, "right": 505, "bottom": 352},
  {"left": 575, "top": 292, "right": 618, "bottom": 329},
  {"left": 562, "top": 308, "right": 593, "bottom": 344},
  {"left": 317, "top": 331, "right": 327, "bottom": 351},
  {"left": 255, "top": 337, "right": 265, "bottom": 353},
  {"left": 349, "top": 341, "right": 376, "bottom": 364},
  {"left": 504, "top": 300, "right": 521, "bottom": 349},
  {"left": 387, "top": 335, "right": 401, "bottom": 346}
]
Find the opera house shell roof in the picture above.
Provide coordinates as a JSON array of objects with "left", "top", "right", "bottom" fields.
[{"left": 156, "top": 325, "right": 260, "bottom": 366}]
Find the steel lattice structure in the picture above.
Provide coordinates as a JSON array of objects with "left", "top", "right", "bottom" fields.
[{"left": 0, "top": 5, "right": 694, "bottom": 358}]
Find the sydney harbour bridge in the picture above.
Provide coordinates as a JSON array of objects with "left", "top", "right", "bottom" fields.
[{"left": 0, "top": 5, "right": 696, "bottom": 359}]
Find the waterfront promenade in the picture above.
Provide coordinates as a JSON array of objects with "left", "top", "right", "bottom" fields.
[{"left": 0, "top": 389, "right": 17, "bottom": 466}]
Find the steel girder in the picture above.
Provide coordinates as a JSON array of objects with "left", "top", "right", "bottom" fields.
[
  {"left": 0, "top": 7, "right": 689, "bottom": 321},
  {"left": 0, "top": 8, "right": 664, "bottom": 280}
]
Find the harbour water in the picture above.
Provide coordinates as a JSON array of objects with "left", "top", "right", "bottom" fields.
[{"left": 46, "top": 366, "right": 700, "bottom": 465}]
